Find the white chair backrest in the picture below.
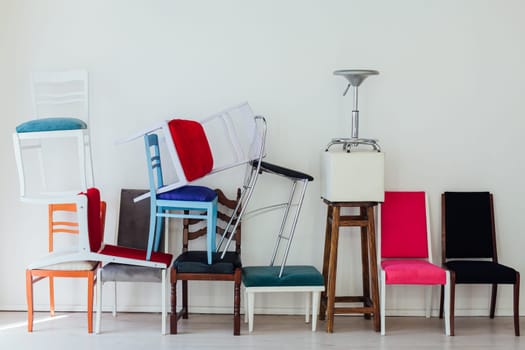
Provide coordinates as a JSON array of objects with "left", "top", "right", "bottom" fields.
[
  {"left": 31, "top": 70, "right": 89, "bottom": 122},
  {"left": 199, "top": 102, "right": 265, "bottom": 173}
]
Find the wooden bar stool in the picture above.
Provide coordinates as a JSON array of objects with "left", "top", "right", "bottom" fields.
[{"left": 319, "top": 199, "right": 380, "bottom": 333}]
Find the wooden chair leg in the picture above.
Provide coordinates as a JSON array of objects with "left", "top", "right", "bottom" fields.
[
  {"left": 26, "top": 270, "right": 34, "bottom": 332},
  {"left": 514, "top": 272, "right": 520, "bottom": 336},
  {"left": 170, "top": 276, "right": 178, "bottom": 334},
  {"left": 233, "top": 269, "right": 241, "bottom": 336},
  {"left": 365, "top": 205, "right": 380, "bottom": 332},
  {"left": 319, "top": 205, "right": 333, "bottom": 321},
  {"left": 49, "top": 276, "right": 55, "bottom": 317},
  {"left": 439, "top": 284, "right": 444, "bottom": 319},
  {"left": 182, "top": 280, "right": 188, "bottom": 319},
  {"left": 87, "top": 271, "right": 94, "bottom": 333},
  {"left": 489, "top": 283, "right": 498, "bottom": 319},
  {"left": 360, "top": 207, "right": 371, "bottom": 320}
]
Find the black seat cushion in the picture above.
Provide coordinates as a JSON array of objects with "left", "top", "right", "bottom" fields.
[
  {"left": 445, "top": 260, "right": 517, "bottom": 284},
  {"left": 173, "top": 251, "right": 241, "bottom": 274}
]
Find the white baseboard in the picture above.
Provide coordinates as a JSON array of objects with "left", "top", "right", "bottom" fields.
[{"left": 0, "top": 304, "right": 520, "bottom": 317}]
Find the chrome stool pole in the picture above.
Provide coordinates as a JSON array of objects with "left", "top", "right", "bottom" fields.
[{"left": 327, "top": 69, "right": 380, "bottom": 152}]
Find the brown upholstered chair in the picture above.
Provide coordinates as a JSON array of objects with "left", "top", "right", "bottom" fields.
[
  {"left": 439, "top": 192, "right": 520, "bottom": 336},
  {"left": 170, "top": 188, "right": 242, "bottom": 335}
]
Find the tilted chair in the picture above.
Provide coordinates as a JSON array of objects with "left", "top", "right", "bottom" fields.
[
  {"left": 13, "top": 70, "right": 94, "bottom": 200},
  {"left": 170, "top": 188, "right": 242, "bottom": 335},
  {"left": 439, "top": 192, "right": 520, "bottom": 336},
  {"left": 240, "top": 163, "right": 323, "bottom": 333},
  {"left": 26, "top": 200, "right": 106, "bottom": 333},
  {"left": 96, "top": 189, "right": 171, "bottom": 335},
  {"left": 123, "top": 103, "right": 266, "bottom": 264},
  {"left": 26, "top": 188, "right": 172, "bottom": 280},
  {"left": 379, "top": 191, "right": 451, "bottom": 335},
  {"left": 120, "top": 102, "right": 266, "bottom": 200}
]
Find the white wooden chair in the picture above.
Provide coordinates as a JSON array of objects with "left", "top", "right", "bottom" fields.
[{"left": 13, "top": 70, "right": 94, "bottom": 201}]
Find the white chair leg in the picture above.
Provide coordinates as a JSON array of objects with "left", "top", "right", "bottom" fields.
[
  {"left": 444, "top": 272, "right": 451, "bottom": 336},
  {"left": 112, "top": 281, "right": 117, "bottom": 317},
  {"left": 95, "top": 268, "right": 102, "bottom": 334},
  {"left": 305, "top": 292, "right": 310, "bottom": 323},
  {"left": 161, "top": 268, "right": 166, "bottom": 335},
  {"left": 247, "top": 291, "right": 255, "bottom": 333},
  {"left": 243, "top": 286, "right": 248, "bottom": 323},
  {"left": 380, "top": 270, "right": 386, "bottom": 336},
  {"left": 312, "top": 291, "right": 321, "bottom": 331},
  {"left": 425, "top": 285, "right": 432, "bottom": 318}
]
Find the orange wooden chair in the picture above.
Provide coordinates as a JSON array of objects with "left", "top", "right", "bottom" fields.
[{"left": 26, "top": 200, "right": 106, "bottom": 333}]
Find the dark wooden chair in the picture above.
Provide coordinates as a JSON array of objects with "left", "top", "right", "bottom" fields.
[
  {"left": 170, "top": 188, "right": 242, "bottom": 335},
  {"left": 439, "top": 192, "right": 520, "bottom": 336}
]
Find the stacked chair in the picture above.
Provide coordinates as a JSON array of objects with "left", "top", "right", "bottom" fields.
[
  {"left": 14, "top": 71, "right": 173, "bottom": 333},
  {"left": 120, "top": 102, "right": 266, "bottom": 265},
  {"left": 96, "top": 189, "right": 171, "bottom": 335}
]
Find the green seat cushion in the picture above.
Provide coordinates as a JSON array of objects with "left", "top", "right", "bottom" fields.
[
  {"left": 16, "top": 117, "right": 87, "bottom": 133},
  {"left": 173, "top": 251, "right": 241, "bottom": 274},
  {"left": 242, "top": 265, "right": 324, "bottom": 287}
]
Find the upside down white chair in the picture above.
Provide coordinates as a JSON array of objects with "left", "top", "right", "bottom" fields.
[{"left": 13, "top": 70, "right": 94, "bottom": 201}]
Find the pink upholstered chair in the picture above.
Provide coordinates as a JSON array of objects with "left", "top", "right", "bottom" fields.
[{"left": 379, "top": 191, "right": 451, "bottom": 335}]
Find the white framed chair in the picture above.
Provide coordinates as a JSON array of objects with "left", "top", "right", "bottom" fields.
[
  {"left": 26, "top": 188, "right": 172, "bottom": 271},
  {"left": 13, "top": 70, "right": 94, "bottom": 201},
  {"left": 378, "top": 191, "right": 451, "bottom": 336},
  {"left": 239, "top": 164, "right": 323, "bottom": 332},
  {"left": 96, "top": 189, "right": 170, "bottom": 335}
]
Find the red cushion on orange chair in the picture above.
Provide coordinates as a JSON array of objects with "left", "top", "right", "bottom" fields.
[
  {"left": 381, "top": 191, "right": 428, "bottom": 258},
  {"left": 84, "top": 187, "right": 103, "bottom": 252},
  {"left": 100, "top": 244, "right": 173, "bottom": 267},
  {"left": 381, "top": 260, "right": 446, "bottom": 285},
  {"left": 168, "top": 119, "right": 213, "bottom": 181}
]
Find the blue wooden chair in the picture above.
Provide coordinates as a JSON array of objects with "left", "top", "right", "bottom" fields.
[{"left": 143, "top": 133, "right": 217, "bottom": 264}]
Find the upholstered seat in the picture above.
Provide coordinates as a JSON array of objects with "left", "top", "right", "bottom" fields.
[
  {"left": 242, "top": 266, "right": 323, "bottom": 287},
  {"left": 16, "top": 117, "right": 87, "bottom": 133},
  {"left": 242, "top": 265, "right": 324, "bottom": 333},
  {"left": 157, "top": 186, "right": 217, "bottom": 202},
  {"left": 381, "top": 260, "right": 447, "bottom": 285},
  {"left": 173, "top": 251, "right": 241, "bottom": 274},
  {"left": 445, "top": 260, "right": 517, "bottom": 284}
]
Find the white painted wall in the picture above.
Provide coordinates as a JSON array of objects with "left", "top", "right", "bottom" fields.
[{"left": 1, "top": 0, "right": 524, "bottom": 317}]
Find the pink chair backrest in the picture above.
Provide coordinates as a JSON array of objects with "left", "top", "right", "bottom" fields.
[
  {"left": 381, "top": 191, "right": 428, "bottom": 259},
  {"left": 168, "top": 119, "right": 213, "bottom": 181}
]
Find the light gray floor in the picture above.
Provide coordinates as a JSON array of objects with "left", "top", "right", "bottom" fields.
[{"left": 0, "top": 311, "right": 522, "bottom": 350}]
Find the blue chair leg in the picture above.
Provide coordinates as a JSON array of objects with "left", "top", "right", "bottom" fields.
[
  {"left": 153, "top": 207, "right": 164, "bottom": 252},
  {"left": 206, "top": 198, "right": 218, "bottom": 264},
  {"left": 146, "top": 202, "right": 157, "bottom": 260}
]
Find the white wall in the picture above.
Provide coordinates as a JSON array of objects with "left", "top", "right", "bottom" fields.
[{"left": 1, "top": 0, "right": 525, "bottom": 317}]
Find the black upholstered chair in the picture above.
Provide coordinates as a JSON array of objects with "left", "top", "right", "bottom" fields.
[
  {"left": 170, "top": 188, "right": 242, "bottom": 335},
  {"left": 439, "top": 192, "right": 520, "bottom": 336}
]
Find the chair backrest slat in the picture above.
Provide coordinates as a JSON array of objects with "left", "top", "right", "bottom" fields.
[{"left": 183, "top": 188, "right": 242, "bottom": 254}]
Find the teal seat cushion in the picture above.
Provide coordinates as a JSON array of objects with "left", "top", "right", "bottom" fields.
[
  {"left": 242, "top": 265, "right": 324, "bottom": 287},
  {"left": 16, "top": 117, "right": 87, "bottom": 133}
]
